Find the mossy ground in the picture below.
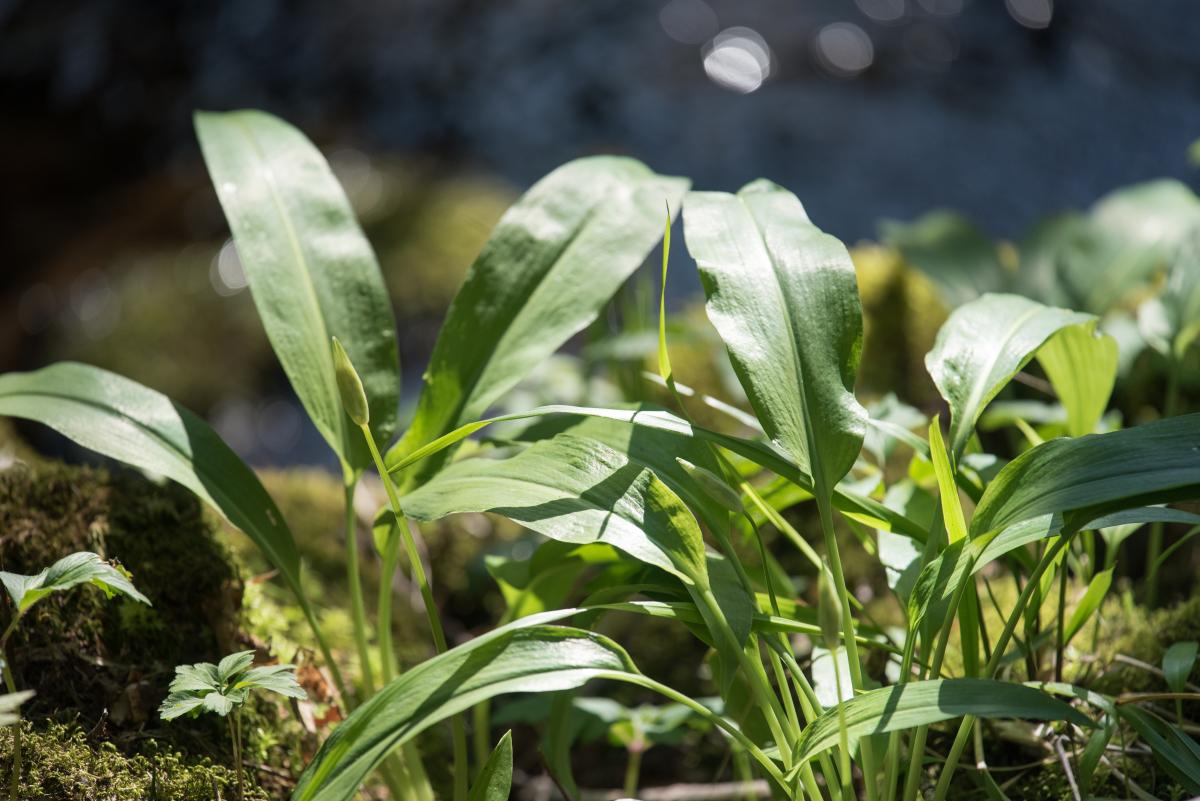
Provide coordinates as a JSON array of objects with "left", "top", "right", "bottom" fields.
[{"left": 0, "top": 459, "right": 307, "bottom": 798}]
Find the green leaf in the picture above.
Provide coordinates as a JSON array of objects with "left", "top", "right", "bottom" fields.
[
  {"left": 1063, "top": 568, "right": 1113, "bottom": 646},
  {"left": 881, "top": 211, "right": 1004, "bottom": 306},
  {"left": 1164, "top": 642, "right": 1199, "bottom": 693},
  {"left": 1117, "top": 705, "right": 1200, "bottom": 794},
  {"left": 0, "top": 691, "right": 34, "bottom": 727},
  {"left": 928, "top": 416, "right": 967, "bottom": 544},
  {"left": 291, "top": 614, "right": 641, "bottom": 801},
  {"left": 384, "top": 403, "right": 924, "bottom": 539},
  {"left": 401, "top": 433, "right": 708, "bottom": 586},
  {"left": 160, "top": 652, "right": 305, "bottom": 721},
  {"left": 468, "top": 732, "right": 513, "bottom": 801},
  {"left": 926, "top": 293, "right": 1095, "bottom": 459},
  {"left": 789, "top": 679, "right": 1091, "bottom": 772},
  {"left": 1036, "top": 322, "right": 1118, "bottom": 437},
  {"left": 0, "top": 551, "right": 150, "bottom": 614},
  {"left": 486, "top": 541, "right": 618, "bottom": 621},
  {"left": 388, "top": 157, "right": 689, "bottom": 488},
  {"left": 195, "top": 110, "right": 399, "bottom": 471},
  {"left": 971, "top": 414, "right": 1200, "bottom": 537},
  {"left": 0, "top": 363, "right": 311, "bottom": 622},
  {"left": 684, "top": 180, "right": 868, "bottom": 494}
]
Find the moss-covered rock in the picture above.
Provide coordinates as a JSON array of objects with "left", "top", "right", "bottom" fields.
[{"left": 0, "top": 460, "right": 306, "bottom": 798}]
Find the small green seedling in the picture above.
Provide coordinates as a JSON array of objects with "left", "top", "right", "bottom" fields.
[
  {"left": 0, "top": 551, "right": 149, "bottom": 800},
  {"left": 160, "top": 650, "right": 306, "bottom": 799}
]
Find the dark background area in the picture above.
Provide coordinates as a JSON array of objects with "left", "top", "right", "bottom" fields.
[{"left": 2, "top": 0, "right": 1198, "bottom": 445}]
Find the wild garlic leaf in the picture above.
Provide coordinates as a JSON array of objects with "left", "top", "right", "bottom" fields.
[
  {"left": 1163, "top": 641, "right": 1199, "bottom": 693},
  {"left": 195, "top": 110, "right": 400, "bottom": 472},
  {"left": 925, "top": 293, "right": 1095, "bottom": 459},
  {"left": 160, "top": 652, "right": 306, "bottom": 721},
  {"left": 0, "top": 551, "right": 150, "bottom": 614},
  {"left": 684, "top": 180, "right": 868, "bottom": 495}
]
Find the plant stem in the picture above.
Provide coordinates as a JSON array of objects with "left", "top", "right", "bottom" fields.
[
  {"left": 229, "top": 708, "right": 244, "bottom": 800},
  {"left": 2, "top": 618, "right": 21, "bottom": 801},
  {"left": 623, "top": 747, "right": 643, "bottom": 798},
  {"left": 831, "top": 645, "right": 853, "bottom": 801},
  {"left": 814, "top": 493, "right": 879, "bottom": 801},
  {"left": 360, "top": 423, "right": 469, "bottom": 801},
  {"left": 930, "top": 532, "right": 1075, "bottom": 801},
  {"left": 343, "top": 477, "right": 376, "bottom": 697},
  {"left": 1145, "top": 353, "right": 1181, "bottom": 608}
]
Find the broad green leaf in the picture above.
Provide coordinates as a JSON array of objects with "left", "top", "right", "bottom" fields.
[
  {"left": 789, "top": 679, "right": 1090, "bottom": 772},
  {"left": 881, "top": 211, "right": 1004, "bottom": 306},
  {"left": 401, "top": 433, "right": 708, "bottom": 586},
  {"left": 1063, "top": 568, "right": 1113, "bottom": 646},
  {"left": 195, "top": 110, "right": 399, "bottom": 471},
  {"left": 1036, "top": 322, "right": 1118, "bottom": 437},
  {"left": 291, "top": 614, "right": 640, "bottom": 801},
  {"left": 1164, "top": 642, "right": 1199, "bottom": 693},
  {"left": 925, "top": 293, "right": 1094, "bottom": 458},
  {"left": 385, "top": 403, "right": 924, "bottom": 539},
  {"left": 928, "top": 417, "right": 967, "bottom": 544},
  {"left": 0, "top": 363, "right": 310, "bottom": 628},
  {"left": 511, "top": 405, "right": 730, "bottom": 533},
  {"left": 468, "top": 731, "right": 513, "bottom": 801},
  {"left": 971, "top": 414, "right": 1200, "bottom": 537},
  {"left": 0, "top": 551, "right": 150, "bottom": 614},
  {"left": 388, "top": 158, "right": 689, "bottom": 488},
  {"left": 684, "top": 180, "right": 868, "bottom": 494},
  {"left": 1117, "top": 705, "right": 1200, "bottom": 794},
  {"left": 0, "top": 691, "right": 34, "bottom": 727},
  {"left": 1141, "top": 228, "right": 1200, "bottom": 358}
]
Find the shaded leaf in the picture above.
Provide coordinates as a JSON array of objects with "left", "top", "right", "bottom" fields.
[
  {"left": 881, "top": 211, "right": 1004, "bottom": 306},
  {"left": 468, "top": 731, "right": 513, "bottom": 801},
  {"left": 1164, "top": 642, "right": 1199, "bottom": 693}
]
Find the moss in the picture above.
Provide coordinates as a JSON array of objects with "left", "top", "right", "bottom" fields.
[
  {"left": 1092, "top": 593, "right": 1200, "bottom": 696},
  {"left": 0, "top": 460, "right": 307, "bottom": 797},
  {"left": 1, "top": 721, "right": 267, "bottom": 801}
]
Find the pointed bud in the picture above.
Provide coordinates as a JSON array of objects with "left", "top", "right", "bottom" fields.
[
  {"left": 331, "top": 337, "right": 370, "bottom": 427},
  {"left": 817, "top": 568, "right": 843, "bottom": 652},
  {"left": 676, "top": 457, "right": 743, "bottom": 515}
]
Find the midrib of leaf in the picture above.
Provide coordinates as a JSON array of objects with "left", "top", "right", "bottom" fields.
[
  {"left": 954, "top": 303, "right": 1043, "bottom": 452},
  {"left": 231, "top": 117, "right": 347, "bottom": 457},
  {"left": 742, "top": 198, "right": 828, "bottom": 492},
  {"left": 0, "top": 384, "right": 298, "bottom": 581}
]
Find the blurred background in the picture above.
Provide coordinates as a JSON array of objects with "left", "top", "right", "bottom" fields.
[{"left": 3, "top": 0, "right": 1199, "bottom": 467}]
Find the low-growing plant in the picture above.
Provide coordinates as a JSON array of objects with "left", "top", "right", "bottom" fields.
[
  {"left": 0, "top": 552, "right": 149, "bottom": 798},
  {"left": 2, "top": 110, "right": 1199, "bottom": 801},
  {"left": 160, "top": 651, "right": 306, "bottom": 800}
]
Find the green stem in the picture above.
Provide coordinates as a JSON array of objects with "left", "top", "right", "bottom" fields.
[
  {"left": 832, "top": 645, "right": 853, "bottom": 801},
  {"left": 815, "top": 493, "right": 879, "bottom": 801},
  {"left": 1055, "top": 549, "right": 1069, "bottom": 683},
  {"left": 360, "top": 424, "right": 469, "bottom": 801},
  {"left": 343, "top": 477, "right": 376, "bottom": 697},
  {"left": 377, "top": 521, "right": 401, "bottom": 684},
  {"left": 623, "top": 747, "right": 643, "bottom": 798},
  {"left": 3, "top": 618, "right": 21, "bottom": 801},
  {"left": 931, "top": 533, "right": 1075, "bottom": 801},
  {"left": 1146, "top": 354, "right": 1181, "bottom": 608},
  {"left": 229, "top": 708, "right": 244, "bottom": 800}
]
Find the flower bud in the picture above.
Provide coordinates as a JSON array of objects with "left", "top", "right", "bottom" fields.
[
  {"left": 331, "top": 337, "right": 370, "bottom": 427},
  {"left": 817, "top": 568, "right": 843, "bottom": 651},
  {"left": 676, "top": 457, "right": 743, "bottom": 515}
]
